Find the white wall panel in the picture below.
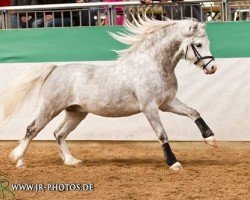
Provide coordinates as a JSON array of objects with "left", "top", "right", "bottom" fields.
[{"left": 0, "top": 59, "right": 249, "bottom": 141}]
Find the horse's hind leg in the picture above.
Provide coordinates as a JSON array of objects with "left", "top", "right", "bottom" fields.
[
  {"left": 53, "top": 111, "right": 87, "bottom": 166},
  {"left": 9, "top": 107, "right": 61, "bottom": 168},
  {"left": 160, "top": 97, "right": 217, "bottom": 147}
]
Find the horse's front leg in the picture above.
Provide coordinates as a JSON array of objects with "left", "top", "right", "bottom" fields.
[
  {"left": 141, "top": 103, "right": 182, "bottom": 170},
  {"left": 160, "top": 97, "right": 217, "bottom": 147}
]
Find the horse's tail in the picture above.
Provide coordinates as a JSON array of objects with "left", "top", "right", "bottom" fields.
[{"left": 0, "top": 64, "right": 57, "bottom": 120}]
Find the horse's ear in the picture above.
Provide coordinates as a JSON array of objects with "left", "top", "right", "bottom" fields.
[
  {"left": 187, "top": 22, "right": 199, "bottom": 35},
  {"left": 199, "top": 23, "right": 206, "bottom": 29},
  {"left": 191, "top": 22, "right": 199, "bottom": 30}
]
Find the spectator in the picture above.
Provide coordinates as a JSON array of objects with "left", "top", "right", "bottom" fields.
[
  {"left": 0, "top": 0, "right": 10, "bottom": 28},
  {"left": 182, "top": 4, "right": 203, "bottom": 21},
  {"left": 164, "top": 4, "right": 203, "bottom": 21},
  {"left": 10, "top": 0, "right": 38, "bottom": 28},
  {"left": 0, "top": 0, "right": 10, "bottom": 6},
  {"left": 74, "top": 0, "right": 101, "bottom": 26},
  {"left": 141, "top": 0, "right": 203, "bottom": 22},
  {"left": 104, "top": 0, "right": 125, "bottom": 25},
  {"left": 33, "top": 0, "right": 76, "bottom": 28}
]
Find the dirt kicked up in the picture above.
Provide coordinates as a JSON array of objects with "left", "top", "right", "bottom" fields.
[{"left": 0, "top": 141, "right": 249, "bottom": 200}]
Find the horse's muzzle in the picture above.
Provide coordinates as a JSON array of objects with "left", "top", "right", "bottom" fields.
[{"left": 205, "top": 65, "right": 217, "bottom": 74}]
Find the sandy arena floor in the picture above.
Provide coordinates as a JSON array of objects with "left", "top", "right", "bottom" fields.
[{"left": 0, "top": 141, "right": 249, "bottom": 200}]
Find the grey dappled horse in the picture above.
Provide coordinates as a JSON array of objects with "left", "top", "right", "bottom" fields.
[{"left": 1, "top": 17, "right": 217, "bottom": 170}]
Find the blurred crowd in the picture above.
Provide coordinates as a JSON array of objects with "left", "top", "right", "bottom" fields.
[
  {"left": 0, "top": 0, "right": 204, "bottom": 29},
  {"left": 0, "top": 0, "right": 126, "bottom": 28}
]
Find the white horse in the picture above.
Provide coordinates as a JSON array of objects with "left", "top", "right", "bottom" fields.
[{"left": 1, "top": 17, "right": 218, "bottom": 170}]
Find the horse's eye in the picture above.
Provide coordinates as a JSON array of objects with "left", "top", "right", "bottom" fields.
[{"left": 196, "top": 43, "right": 202, "bottom": 48}]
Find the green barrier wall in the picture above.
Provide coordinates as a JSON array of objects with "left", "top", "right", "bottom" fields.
[
  {"left": 0, "top": 21, "right": 249, "bottom": 63},
  {"left": 206, "top": 21, "right": 250, "bottom": 58}
]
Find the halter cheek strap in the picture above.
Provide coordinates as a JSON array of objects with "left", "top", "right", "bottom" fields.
[{"left": 185, "top": 44, "right": 215, "bottom": 70}]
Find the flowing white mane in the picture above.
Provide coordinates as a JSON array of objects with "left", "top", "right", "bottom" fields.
[{"left": 110, "top": 16, "right": 177, "bottom": 57}]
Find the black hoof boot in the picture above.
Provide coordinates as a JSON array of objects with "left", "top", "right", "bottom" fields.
[
  {"left": 162, "top": 143, "right": 182, "bottom": 170},
  {"left": 162, "top": 143, "right": 177, "bottom": 166},
  {"left": 195, "top": 117, "right": 214, "bottom": 138},
  {"left": 195, "top": 117, "right": 217, "bottom": 147}
]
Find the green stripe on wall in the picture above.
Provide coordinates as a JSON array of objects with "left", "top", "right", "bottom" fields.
[
  {"left": 0, "top": 21, "right": 249, "bottom": 63},
  {"left": 206, "top": 21, "right": 250, "bottom": 58},
  {"left": 0, "top": 26, "right": 126, "bottom": 63}
]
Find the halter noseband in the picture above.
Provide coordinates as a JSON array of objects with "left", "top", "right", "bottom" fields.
[{"left": 185, "top": 44, "right": 215, "bottom": 70}]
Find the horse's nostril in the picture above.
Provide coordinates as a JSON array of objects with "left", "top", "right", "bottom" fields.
[{"left": 211, "top": 66, "right": 217, "bottom": 71}]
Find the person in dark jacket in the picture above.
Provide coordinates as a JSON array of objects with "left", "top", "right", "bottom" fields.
[
  {"left": 10, "top": 0, "right": 38, "bottom": 28},
  {"left": 33, "top": 0, "right": 76, "bottom": 28}
]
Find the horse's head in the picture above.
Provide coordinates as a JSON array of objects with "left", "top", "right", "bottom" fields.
[{"left": 181, "top": 20, "right": 217, "bottom": 75}]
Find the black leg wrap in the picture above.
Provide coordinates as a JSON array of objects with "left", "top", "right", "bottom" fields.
[
  {"left": 195, "top": 117, "right": 214, "bottom": 138},
  {"left": 162, "top": 143, "right": 177, "bottom": 166}
]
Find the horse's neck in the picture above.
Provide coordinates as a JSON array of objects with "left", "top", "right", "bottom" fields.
[
  {"left": 152, "top": 36, "right": 183, "bottom": 76},
  {"left": 117, "top": 33, "right": 183, "bottom": 76}
]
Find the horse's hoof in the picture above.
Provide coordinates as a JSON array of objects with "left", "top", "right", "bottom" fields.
[
  {"left": 16, "top": 158, "right": 26, "bottom": 169},
  {"left": 59, "top": 152, "right": 65, "bottom": 162},
  {"left": 9, "top": 151, "right": 19, "bottom": 163},
  {"left": 64, "top": 158, "right": 83, "bottom": 166},
  {"left": 170, "top": 162, "right": 183, "bottom": 170},
  {"left": 204, "top": 136, "right": 218, "bottom": 148},
  {"left": 16, "top": 163, "right": 26, "bottom": 169}
]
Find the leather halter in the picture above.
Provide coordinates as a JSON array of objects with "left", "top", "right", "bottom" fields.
[{"left": 185, "top": 44, "right": 215, "bottom": 69}]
